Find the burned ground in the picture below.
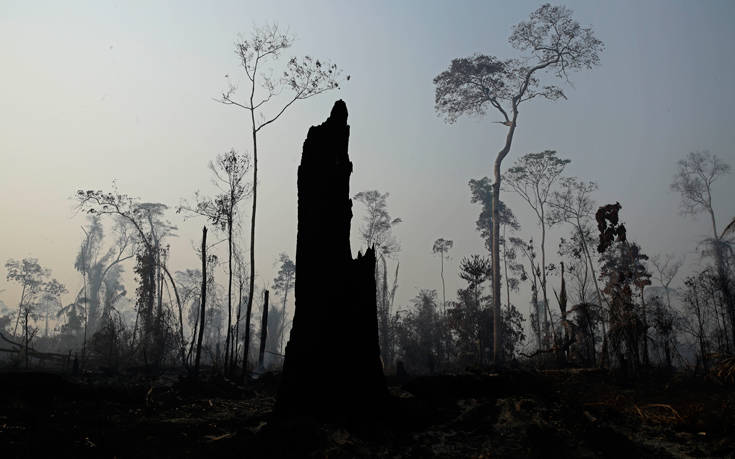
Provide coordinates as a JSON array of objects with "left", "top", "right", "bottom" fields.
[{"left": 1, "top": 368, "right": 733, "bottom": 458}]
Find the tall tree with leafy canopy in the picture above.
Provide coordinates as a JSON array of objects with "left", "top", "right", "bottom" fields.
[
  {"left": 434, "top": 4, "right": 603, "bottom": 362},
  {"left": 218, "top": 25, "right": 345, "bottom": 368}
]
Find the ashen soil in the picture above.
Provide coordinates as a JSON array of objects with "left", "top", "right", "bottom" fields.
[{"left": 0, "top": 368, "right": 733, "bottom": 458}]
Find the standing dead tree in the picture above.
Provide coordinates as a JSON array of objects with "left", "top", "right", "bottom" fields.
[
  {"left": 277, "top": 100, "right": 386, "bottom": 421},
  {"left": 194, "top": 226, "right": 208, "bottom": 376},
  {"left": 258, "top": 290, "right": 269, "bottom": 370}
]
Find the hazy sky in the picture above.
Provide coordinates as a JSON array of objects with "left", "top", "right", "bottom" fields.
[{"left": 1, "top": 1, "right": 734, "bottom": 322}]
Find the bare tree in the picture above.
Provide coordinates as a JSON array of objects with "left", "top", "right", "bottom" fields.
[
  {"left": 432, "top": 238, "right": 453, "bottom": 314},
  {"left": 671, "top": 151, "right": 733, "bottom": 344},
  {"left": 218, "top": 25, "right": 345, "bottom": 370},
  {"left": 434, "top": 4, "right": 603, "bottom": 362}
]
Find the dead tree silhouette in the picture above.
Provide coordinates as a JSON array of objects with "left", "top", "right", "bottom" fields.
[{"left": 276, "top": 100, "right": 387, "bottom": 421}]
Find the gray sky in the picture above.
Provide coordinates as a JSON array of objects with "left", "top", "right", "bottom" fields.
[{"left": 1, "top": 1, "right": 734, "bottom": 321}]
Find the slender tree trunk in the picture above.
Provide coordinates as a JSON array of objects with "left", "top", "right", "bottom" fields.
[
  {"left": 155, "top": 245, "right": 163, "bottom": 360},
  {"left": 242, "top": 284, "right": 255, "bottom": 379},
  {"left": 440, "top": 251, "right": 446, "bottom": 315},
  {"left": 710, "top": 287, "right": 726, "bottom": 351},
  {"left": 693, "top": 286, "right": 708, "bottom": 373},
  {"left": 577, "top": 218, "right": 610, "bottom": 365},
  {"left": 258, "top": 290, "right": 269, "bottom": 370},
  {"left": 82, "top": 270, "right": 88, "bottom": 365},
  {"left": 225, "top": 219, "right": 233, "bottom": 375},
  {"left": 502, "top": 226, "right": 511, "bottom": 313},
  {"left": 13, "top": 284, "right": 26, "bottom": 337},
  {"left": 24, "top": 310, "right": 30, "bottom": 369},
  {"left": 232, "top": 274, "right": 244, "bottom": 374},
  {"left": 382, "top": 255, "right": 390, "bottom": 365},
  {"left": 195, "top": 226, "right": 208, "bottom": 376},
  {"left": 640, "top": 286, "right": 649, "bottom": 368},
  {"left": 241, "top": 96, "right": 259, "bottom": 377},
  {"left": 532, "top": 284, "right": 541, "bottom": 350},
  {"left": 187, "top": 303, "right": 199, "bottom": 367},
  {"left": 540, "top": 208, "right": 551, "bottom": 348},
  {"left": 539, "top": 261, "right": 558, "bottom": 347},
  {"left": 709, "top": 208, "right": 735, "bottom": 346},
  {"left": 491, "top": 118, "right": 517, "bottom": 363},
  {"left": 280, "top": 280, "right": 289, "bottom": 354},
  {"left": 131, "top": 302, "right": 140, "bottom": 351},
  {"left": 160, "top": 265, "right": 186, "bottom": 370}
]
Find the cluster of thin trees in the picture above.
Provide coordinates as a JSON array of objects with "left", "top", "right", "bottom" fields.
[
  {"left": 2, "top": 6, "right": 733, "bottom": 380},
  {"left": 0, "top": 24, "right": 338, "bottom": 377},
  {"left": 379, "top": 148, "right": 733, "bottom": 376},
  {"left": 383, "top": 4, "right": 734, "bottom": 375}
]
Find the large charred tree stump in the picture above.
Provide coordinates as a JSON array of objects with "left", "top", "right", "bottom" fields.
[{"left": 276, "top": 100, "right": 387, "bottom": 420}]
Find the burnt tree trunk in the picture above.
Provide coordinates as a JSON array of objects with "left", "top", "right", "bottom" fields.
[
  {"left": 258, "top": 290, "right": 269, "bottom": 370},
  {"left": 194, "top": 226, "right": 207, "bottom": 376},
  {"left": 276, "top": 100, "right": 387, "bottom": 420}
]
